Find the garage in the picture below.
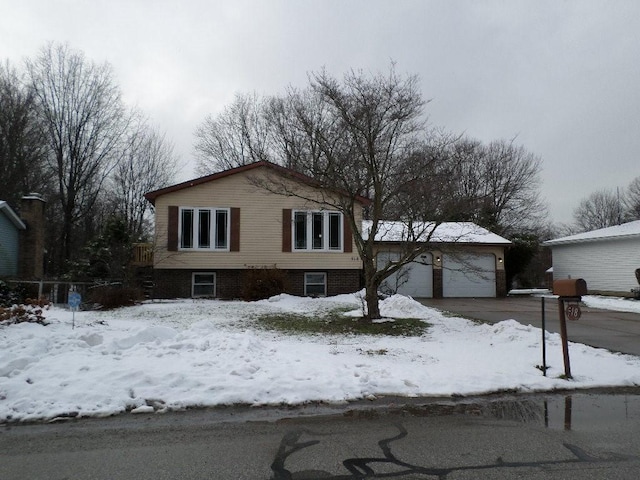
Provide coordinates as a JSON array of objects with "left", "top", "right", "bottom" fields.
[
  {"left": 442, "top": 253, "right": 496, "bottom": 297},
  {"left": 378, "top": 252, "right": 433, "bottom": 298}
]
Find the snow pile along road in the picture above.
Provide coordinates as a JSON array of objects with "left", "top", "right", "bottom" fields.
[{"left": 1, "top": 293, "right": 639, "bottom": 422}]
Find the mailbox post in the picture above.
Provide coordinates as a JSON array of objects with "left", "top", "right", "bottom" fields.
[{"left": 552, "top": 279, "right": 587, "bottom": 379}]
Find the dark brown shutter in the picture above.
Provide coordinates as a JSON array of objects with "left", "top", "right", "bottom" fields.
[
  {"left": 343, "top": 215, "right": 352, "bottom": 253},
  {"left": 282, "top": 209, "right": 292, "bottom": 252},
  {"left": 168, "top": 206, "right": 178, "bottom": 251},
  {"left": 230, "top": 207, "right": 240, "bottom": 252}
]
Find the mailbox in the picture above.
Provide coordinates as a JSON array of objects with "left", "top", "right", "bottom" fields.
[{"left": 553, "top": 278, "right": 587, "bottom": 298}]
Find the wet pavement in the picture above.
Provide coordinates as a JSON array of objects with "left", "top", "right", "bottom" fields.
[
  {"left": 2, "top": 390, "right": 640, "bottom": 479},
  {"left": 419, "top": 296, "right": 640, "bottom": 356}
]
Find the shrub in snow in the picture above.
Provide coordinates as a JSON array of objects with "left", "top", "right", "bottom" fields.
[
  {"left": 0, "top": 280, "right": 23, "bottom": 307},
  {"left": 242, "top": 267, "right": 288, "bottom": 301},
  {"left": 0, "top": 297, "right": 49, "bottom": 326},
  {"left": 87, "top": 285, "right": 143, "bottom": 310}
]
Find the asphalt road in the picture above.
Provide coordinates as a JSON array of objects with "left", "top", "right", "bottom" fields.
[
  {"left": 419, "top": 296, "right": 640, "bottom": 356},
  {"left": 2, "top": 392, "right": 639, "bottom": 479}
]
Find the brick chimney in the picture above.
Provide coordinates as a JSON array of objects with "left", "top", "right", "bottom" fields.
[{"left": 18, "top": 194, "right": 46, "bottom": 279}]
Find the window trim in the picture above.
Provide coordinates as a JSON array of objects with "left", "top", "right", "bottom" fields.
[
  {"left": 179, "top": 207, "right": 230, "bottom": 251},
  {"left": 292, "top": 210, "right": 343, "bottom": 252},
  {"left": 304, "top": 271, "right": 327, "bottom": 297},
  {"left": 192, "top": 272, "right": 216, "bottom": 297}
]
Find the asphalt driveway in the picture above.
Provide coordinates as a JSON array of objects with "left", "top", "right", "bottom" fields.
[{"left": 419, "top": 296, "right": 640, "bottom": 356}]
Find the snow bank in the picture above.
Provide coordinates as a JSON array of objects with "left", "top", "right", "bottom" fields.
[{"left": 1, "top": 294, "right": 639, "bottom": 422}]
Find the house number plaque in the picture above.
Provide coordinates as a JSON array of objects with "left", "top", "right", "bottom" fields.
[{"left": 565, "top": 303, "right": 581, "bottom": 321}]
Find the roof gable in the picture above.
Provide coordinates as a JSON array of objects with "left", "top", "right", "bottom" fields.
[
  {"left": 545, "top": 220, "right": 640, "bottom": 246},
  {"left": 144, "top": 161, "right": 370, "bottom": 206}
]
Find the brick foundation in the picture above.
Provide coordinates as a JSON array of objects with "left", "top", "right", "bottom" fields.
[
  {"left": 152, "top": 268, "right": 362, "bottom": 299},
  {"left": 152, "top": 267, "right": 504, "bottom": 299}
]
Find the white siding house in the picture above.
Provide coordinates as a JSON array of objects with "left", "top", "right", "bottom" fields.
[{"left": 544, "top": 220, "right": 640, "bottom": 293}]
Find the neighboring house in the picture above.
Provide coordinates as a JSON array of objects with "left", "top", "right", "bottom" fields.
[
  {"left": 0, "top": 201, "right": 26, "bottom": 277},
  {"left": 366, "top": 221, "right": 511, "bottom": 298},
  {"left": 0, "top": 196, "right": 46, "bottom": 279},
  {"left": 144, "top": 161, "right": 366, "bottom": 299},
  {"left": 145, "top": 161, "right": 512, "bottom": 299},
  {"left": 544, "top": 220, "right": 640, "bottom": 294}
]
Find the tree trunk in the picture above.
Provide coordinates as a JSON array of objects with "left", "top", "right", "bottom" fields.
[
  {"left": 362, "top": 257, "right": 382, "bottom": 321},
  {"left": 62, "top": 208, "right": 74, "bottom": 271},
  {"left": 365, "top": 284, "right": 381, "bottom": 321}
]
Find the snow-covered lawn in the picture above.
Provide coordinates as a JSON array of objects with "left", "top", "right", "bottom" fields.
[{"left": 1, "top": 293, "right": 639, "bottom": 423}]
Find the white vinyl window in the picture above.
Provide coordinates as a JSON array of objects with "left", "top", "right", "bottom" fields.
[
  {"left": 192, "top": 272, "right": 216, "bottom": 297},
  {"left": 180, "top": 207, "right": 229, "bottom": 250},
  {"left": 304, "top": 272, "right": 327, "bottom": 297},
  {"left": 293, "top": 211, "right": 342, "bottom": 251}
]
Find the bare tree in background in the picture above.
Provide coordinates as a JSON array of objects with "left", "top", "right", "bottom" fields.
[
  {"left": 263, "top": 88, "right": 341, "bottom": 174},
  {"left": 194, "top": 92, "right": 272, "bottom": 174},
  {"left": 111, "top": 119, "right": 179, "bottom": 239},
  {"left": 0, "top": 61, "right": 50, "bottom": 206},
  {"left": 573, "top": 188, "right": 624, "bottom": 231},
  {"left": 480, "top": 140, "right": 540, "bottom": 233},
  {"left": 447, "top": 137, "right": 546, "bottom": 236},
  {"left": 26, "top": 43, "right": 130, "bottom": 270},
  {"left": 625, "top": 176, "right": 640, "bottom": 221}
]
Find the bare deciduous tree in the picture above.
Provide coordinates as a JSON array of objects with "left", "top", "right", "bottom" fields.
[
  {"left": 26, "top": 43, "right": 130, "bottom": 269},
  {"left": 445, "top": 137, "right": 546, "bottom": 236},
  {"left": 625, "top": 176, "right": 640, "bottom": 221},
  {"left": 573, "top": 188, "right": 624, "bottom": 231},
  {"left": 194, "top": 92, "right": 272, "bottom": 174},
  {"left": 480, "top": 139, "right": 545, "bottom": 235},
  {"left": 111, "top": 119, "right": 180, "bottom": 239},
  {"left": 0, "top": 61, "right": 50, "bottom": 206},
  {"left": 249, "top": 67, "right": 455, "bottom": 320}
]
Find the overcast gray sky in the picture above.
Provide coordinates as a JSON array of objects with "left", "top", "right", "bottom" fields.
[{"left": 1, "top": 0, "right": 639, "bottom": 225}]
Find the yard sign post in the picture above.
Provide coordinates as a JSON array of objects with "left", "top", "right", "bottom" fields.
[
  {"left": 68, "top": 287, "right": 81, "bottom": 329},
  {"left": 552, "top": 279, "right": 587, "bottom": 380}
]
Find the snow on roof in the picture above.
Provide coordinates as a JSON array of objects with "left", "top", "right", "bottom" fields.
[
  {"left": 544, "top": 220, "right": 640, "bottom": 246},
  {"left": 0, "top": 201, "right": 26, "bottom": 230},
  {"left": 362, "top": 220, "right": 511, "bottom": 244}
]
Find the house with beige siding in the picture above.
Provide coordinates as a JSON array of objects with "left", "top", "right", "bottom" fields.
[
  {"left": 144, "top": 161, "right": 366, "bottom": 298},
  {"left": 544, "top": 220, "right": 640, "bottom": 295},
  {"left": 145, "top": 161, "right": 514, "bottom": 299}
]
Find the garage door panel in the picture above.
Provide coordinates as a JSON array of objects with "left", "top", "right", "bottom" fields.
[
  {"left": 378, "top": 252, "right": 433, "bottom": 298},
  {"left": 443, "top": 253, "right": 496, "bottom": 297}
]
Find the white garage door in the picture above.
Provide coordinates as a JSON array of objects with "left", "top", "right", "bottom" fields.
[
  {"left": 378, "top": 252, "right": 433, "bottom": 298},
  {"left": 443, "top": 253, "right": 496, "bottom": 298}
]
